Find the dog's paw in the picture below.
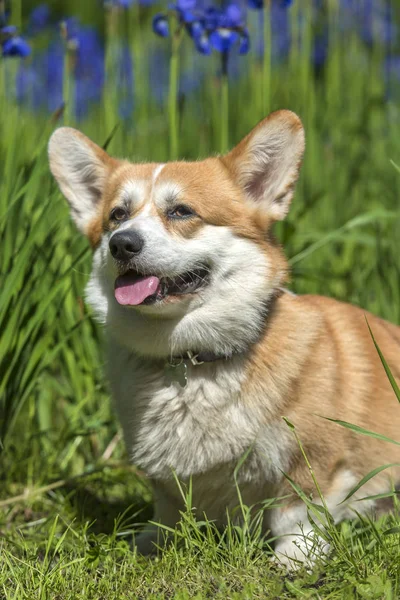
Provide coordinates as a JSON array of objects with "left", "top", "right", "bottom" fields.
[{"left": 272, "top": 537, "right": 330, "bottom": 572}]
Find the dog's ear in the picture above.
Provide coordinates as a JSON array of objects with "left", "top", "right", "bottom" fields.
[
  {"left": 48, "top": 127, "right": 116, "bottom": 234},
  {"left": 222, "top": 110, "right": 305, "bottom": 220}
]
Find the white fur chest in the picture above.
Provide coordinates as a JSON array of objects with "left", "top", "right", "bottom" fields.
[{"left": 106, "top": 339, "right": 292, "bottom": 488}]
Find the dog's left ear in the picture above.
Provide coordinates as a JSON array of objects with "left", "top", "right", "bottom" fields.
[
  {"left": 222, "top": 110, "right": 305, "bottom": 220},
  {"left": 48, "top": 127, "right": 117, "bottom": 235}
]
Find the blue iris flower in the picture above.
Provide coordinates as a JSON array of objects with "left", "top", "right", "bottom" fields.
[
  {"left": 153, "top": 14, "right": 170, "bottom": 37},
  {"left": 16, "top": 40, "right": 63, "bottom": 113},
  {"left": 208, "top": 4, "right": 249, "bottom": 54},
  {"left": 339, "top": 0, "right": 395, "bottom": 47},
  {"left": 61, "top": 16, "right": 80, "bottom": 43},
  {"left": 28, "top": 4, "right": 51, "bottom": 36},
  {"left": 248, "top": 0, "right": 292, "bottom": 9},
  {"left": 209, "top": 28, "right": 239, "bottom": 53},
  {"left": 153, "top": 0, "right": 199, "bottom": 39},
  {"left": 192, "top": 3, "right": 250, "bottom": 56},
  {"left": 46, "top": 40, "right": 64, "bottom": 111},
  {"left": 73, "top": 27, "right": 105, "bottom": 119},
  {"left": 193, "top": 28, "right": 212, "bottom": 55},
  {"left": 148, "top": 48, "right": 169, "bottom": 105},
  {"left": 169, "top": 0, "right": 197, "bottom": 22},
  {"left": 1, "top": 26, "right": 31, "bottom": 58},
  {"left": 16, "top": 18, "right": 105, "bottom": 120},
  {"left": 152, "top": 1, "right": 251, "bottom": 57},
  {"left": 2, "top": 35, "right": 31, "bottom": 57},
  {"left": 252, "top": 0, "right": 291, "bottom": 62},
  {"left": 114, "top": 43, "right": 134, "bottom": 119},
  {"left": 16, "top": 61, "right": 43, "bottom": 110},
  {"left": 1, "top": 25, "right": 17, "bottom": 35}
]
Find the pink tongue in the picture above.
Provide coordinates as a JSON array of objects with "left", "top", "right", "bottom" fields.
[{"left": 114, "top": 274, "right": 161, "bottom": 306}]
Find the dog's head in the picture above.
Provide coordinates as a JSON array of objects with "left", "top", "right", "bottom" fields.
[{"left": 48, "top": 110, "right": 304, "bottom": 358}]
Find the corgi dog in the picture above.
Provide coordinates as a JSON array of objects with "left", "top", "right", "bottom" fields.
[{"left": 49, "top": 110, "right": 400, "bottom": 567}]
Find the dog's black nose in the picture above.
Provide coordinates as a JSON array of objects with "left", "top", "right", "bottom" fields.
[{"left": 109, "top": 230, "right": 144, "bottom": 261}]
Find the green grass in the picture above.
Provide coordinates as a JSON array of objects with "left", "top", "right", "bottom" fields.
[{"left": 1, "top": 1, "right": 400, "bottom": 597}]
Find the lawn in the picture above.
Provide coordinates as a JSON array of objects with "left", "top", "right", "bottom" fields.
[{"left": 1, "top": 0, "right": 400, "bottom": 598}]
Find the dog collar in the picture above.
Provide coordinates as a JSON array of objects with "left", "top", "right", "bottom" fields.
[
  {"left": 163, "top": 287, "right": 291, "bottom": 388},
  {"left": 178, "top": 350, "right": 225, "bottom": 365},
  {"left": 164, "top": 350, "right": 229, "bottom": 388}
]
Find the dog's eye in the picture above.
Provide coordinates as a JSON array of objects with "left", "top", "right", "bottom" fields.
[
  {"left": 168, "top": 204, "right": 196, "bottom": 219},
  {"left": 110, "top": 207, "right": 128, "bottom": 222}
]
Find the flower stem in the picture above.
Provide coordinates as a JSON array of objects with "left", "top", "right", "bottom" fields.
[
  {"left": 104, "top": 7, "right": 118, "bottom": 137},
  {"left": 130, "top": 2, "right": 147, "bottom": 155},
  {"left": 10, "top": 0, "right": 21, "bottom": 28},
  {"left": 63, "top": 45, "right": 76, "bottom": 126},
  {"left": 0, "top": 58, "right": 4, "bottom": 102},
  {"left": 63, "top": 51, "right": 72, "bottom": 125},
  {"left": 263, "top": 0, "right": 271, "bottom": 114},
  {"left": 168, "top": 27, "right": 181, "bottom": 160},
  {"left": 220, "top": 50, "right": 229, "bottom": 154}
]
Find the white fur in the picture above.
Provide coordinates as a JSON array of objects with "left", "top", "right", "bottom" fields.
[
  {"left": 152, "top": 164, "right": 165, "bottom": 185},
  {"left": 48, "top": 128, "right": 108, "bottom": 233},
  {"left": 152, "top": 180, "right": 184, "bottom": 209},
  {"left": 108, "top": 338, "right": 297, "bottom": 557},
  {"left": 107, "top": 340, "right": 293, "bottom": 483},
  {"left": 118, "top": 180, "right": 147, "bottom": 208},
  {"left": 270, "top": 470, "right": 358, "bottom": 568},
  {"left": 86, "top": 220, "right": 275, "bottom": 357}
]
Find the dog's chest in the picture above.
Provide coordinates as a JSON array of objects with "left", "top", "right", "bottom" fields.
[{"left": 107, "top": 344, "right": 274, "bottom": 481}]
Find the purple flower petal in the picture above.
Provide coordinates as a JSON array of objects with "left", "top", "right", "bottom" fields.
[
  {"left": 152, "top": 14, "right": 170, "bottom": 37},
  {"left": 194, "top": 31, "right": 212, "bottom": 54},
  {"left": 178, "top": 9, "right": 197, "bottom": 24},
  {"left": 224, "top": 3, "right": 243, "bottom": 28},
  {"left": 2, "top": 36, "right": 31, "bottom": 57},
  {"left": 1, "top": 25, "right": 18, "bottom": 35},
  {"left": 204, "top": 7, "right": 221, "bottom": 29},
  {"left": 28, "top": 4, "right": 50, "bottom": 35},
  {"left": 176, "top": 0, "right": 197, "bottom": 12},
  {"left": 210, "top": 29, "right": 238, "bottom": 53},
  {"left": 247, "top": 0, "right": 262, "bottom": 8}
]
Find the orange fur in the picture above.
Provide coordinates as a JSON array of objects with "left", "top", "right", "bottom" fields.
[{"left": 245, "top": 293, "right": 400, "bottom": 501}]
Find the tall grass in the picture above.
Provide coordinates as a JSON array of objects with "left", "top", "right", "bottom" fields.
[{"left": 1, "top": 0, "right": 400, "bottom": 595}]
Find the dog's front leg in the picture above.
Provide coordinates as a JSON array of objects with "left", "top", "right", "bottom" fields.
[{"left": 134, "top": 481, "right": 181, "bottom": 556}]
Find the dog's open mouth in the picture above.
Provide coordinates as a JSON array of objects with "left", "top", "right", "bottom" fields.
[{"left": 114, "top": 266, "right": 210, "bottom": 306}]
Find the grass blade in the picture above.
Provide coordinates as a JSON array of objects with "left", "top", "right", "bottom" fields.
[
  {"left": 320, "top": 417, "right": 400, "bottom": 447},
  {"left": 365, "top": 317, "right": 400, "bottom": 402},
  {"left": 339, "top": 463, "right": 400, "bottom": 504}
]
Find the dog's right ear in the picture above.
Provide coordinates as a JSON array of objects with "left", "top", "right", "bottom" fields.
[{"left": 48, "top": 127, "right": 116, "bottom": 234}]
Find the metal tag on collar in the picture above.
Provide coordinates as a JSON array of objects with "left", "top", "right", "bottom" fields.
[
  {"left": 186, "top": 351, "right": 204, "bottom": 366},
  {"left": 164, "top": 359, "right": 188, "bottom": 388}
]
